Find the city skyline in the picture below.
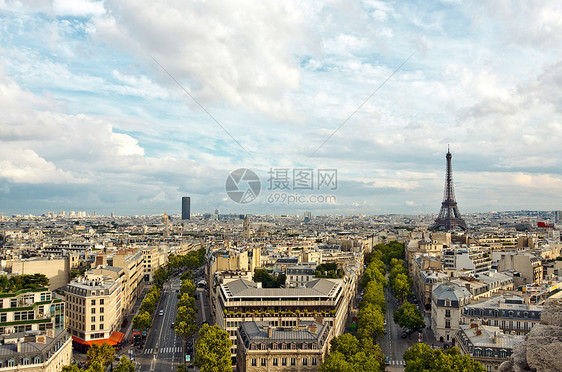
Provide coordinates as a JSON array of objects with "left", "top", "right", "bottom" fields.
[{"left": 1, "top": 1, "right": 562, "bottom": 215}]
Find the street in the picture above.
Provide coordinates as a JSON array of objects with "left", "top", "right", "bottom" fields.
[
  {"left": 380, "top": 286, "right": 418, "bottom": 370},
  {"left": 135, "top": 277, "right": 184, "bottom": 372}
]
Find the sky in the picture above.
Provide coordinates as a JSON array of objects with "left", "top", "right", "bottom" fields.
[{"left": 1, "top": 0, "right": 562, "bottom": 216}]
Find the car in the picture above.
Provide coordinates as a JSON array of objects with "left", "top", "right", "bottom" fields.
[
  {"left": 401, "top": 332, "right": 408, "bottom": 338},
  {"left": 171, "top": 322, "right": 175, "bottom": 329},
  {"left": 384, "top": 357, "right": 390, "bottom": 365},
  {"left": 159, "top": 310, "right": 164, "bottom": 316}
]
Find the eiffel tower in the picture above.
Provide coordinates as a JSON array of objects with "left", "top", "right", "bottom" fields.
[{"left": 432, "top": 146, "right": 467, "bottom": 231}]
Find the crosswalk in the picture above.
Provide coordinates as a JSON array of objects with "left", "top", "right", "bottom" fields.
[
  {"left": 142, "top": 347, "right": 183, "bottom": 354},
  {"left": 389, "top": 360, "right": 405, "bottom": 366}
]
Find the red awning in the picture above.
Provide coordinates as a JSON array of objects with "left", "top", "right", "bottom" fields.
[
  {"left": 72, "top": 332, "right": 123, "bottom": 347},
  {"left": 109, "top": 331, "right": 125, "bottom": 344}
]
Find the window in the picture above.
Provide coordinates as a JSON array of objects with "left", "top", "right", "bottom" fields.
[
  {"left": 445, "top": 299, "right": 451, "bottom": 307},
  {"left": 251, "top": 359, "right": 256, "bottom": 366},
  {"left": 312, "top": 357, "right": 317, "bottom": 366},
  {"left": 11, "top": 299, "right": 17, "bottom": 307},
  {"left": 273, "top": 358, "right": 278, "bottom": 366},
  {"left": 7, "top": 359, "right": 15, "bottom": 367},
  {"left": 100, "top": 299, "right": 104, "bottom": 305},
  {"left": 91, "top": 308, "right": 96, "bottom": 314},
  {"left": 261, "top": 359, "right": 266, "bottom": 367},
  {"left": 445, "top": 309, "right": 451, "bottom": 317},
  {"left": 0, "top": 300, "right": 3, "bottom": 308},
  {"left": 0, "top": 313, "right": 6, "bottom": 322},
  {"left": 100, "top": 316, "right": 104, "bottom": 322},
  {"left": 303, "top": 358, "right": 308, "bottom": 366},
  {"left": 282, "top": 358, "right": 287, "bottom": 366},
  {"left": 22, "top": 358, "right": 30, "bottom": 365},
  {"left": 291, "top": 358, "right": 296, "bottom": 366},
  {"left": 91, "top": 316, "right": 96, "bottom": 322},
  {"left": 100, "top": 307, "right": 104, "bottom": 313},
  {"left": 91, "top": 300, "right": 96, "bottom": 306},
  {"left": 91, "top": 325, "right": 95, "bottom": 331},
  {"left": 445, "top": 319, "right": 451, "bottom": 329},
  {"left": 100, "top": 324, "right": 104, "bottom": 329}
]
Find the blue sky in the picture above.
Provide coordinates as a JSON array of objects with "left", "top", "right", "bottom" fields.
[{"left": 1, "top": 0, "right": 562, "bottom": 216}]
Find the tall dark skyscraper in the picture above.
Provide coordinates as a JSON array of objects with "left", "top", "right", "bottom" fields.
[
  {"left": 182, "top": 197, "right": 191, "bottom": 220},
  {"left": 432, "top": 147, "right": 467, "bottom": 231}
]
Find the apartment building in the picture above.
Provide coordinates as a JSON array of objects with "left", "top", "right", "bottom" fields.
[
  {"left": 0, "top": 329, "right": 72, "bottom": 372},
  {"left": 65, "top": 274, "right": 123, "bottom": 350},
  {"left": 0, "top": 288, "right": 64, "bottom": 335},
  {"left": 497, "top": 253, "right": 543, "bottom": 285},
  {"left": 455, "top": 324, "right": 524, "bottom": 372},
  {"left": 141, "top": 246, "right": 167, "bottom": 282},
  {"left": 109, "top": 249, "right": 143, "bottom": 316},
  {"left": 286, "top": 266, "right": 315, "bottom": 288},
  {"left": 462, "top": 295, "right": 542, "bottom": 335},
  {"left": 2, "top": 258, "right": 70, "bottom": 290},
  {"left": 236, "top": 321, "right": 330, "bottom": 372},
  {"left": 215, "top": 278, "right": 350, "bottom": 361},
  {"left": 431, "top": 282, "right": 472, "bottom": 342},
  {"left": 442, "top": 249, "right": 492, "bottom": 274}
]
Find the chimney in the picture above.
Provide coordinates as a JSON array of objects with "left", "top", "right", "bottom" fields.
[
  {"left": 308, "top": 323, "right": 318, "bottom": 334},
  {"left": 46, "top": 329, "right": 55, "bottom": 338},
  {"left": 256, "top": 282, "right": 262, "bottom": 288},
  {"left": 16, "top": 341, "right": 22, "bottom": 353},
  {"left": 268, "top": 326, "right": 273, "bottom": 338}
]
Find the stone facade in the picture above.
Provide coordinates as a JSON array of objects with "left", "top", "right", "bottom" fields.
[{"left": 499, "top": 298, "right": 562, "bottom": 372}]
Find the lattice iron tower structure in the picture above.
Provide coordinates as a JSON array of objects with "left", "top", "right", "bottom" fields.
[{"left": 432, "top": 147, "right": 467, "bottom": 231}]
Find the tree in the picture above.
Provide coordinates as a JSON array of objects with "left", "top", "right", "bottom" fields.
[
  {"left": 86, "top": 343, "right": 115, "bottom": 367},
  {"left": 194, "top": 324, "right": 232, "bottom": 372},
  {"left": 321, "top": 334, "right": 385, "bottom": 372},
  {"left": 393, "top": 302, "right": 425, "bottom": 331},
  {"left": 180, "top": 279, "right": 196, "bottom": 297},
  {"left": 86, "top": 361, "right": 104, "bottom": 372},
  {"left": 361, "top": 281, "right": 386, "bottom": 312},
  {"left": 391, "top": 273, "right": 411, "bottom": 302},
  {"left": 114, "top": 356, "right": 135, "bottom": 372},
  {"left": 153, "top": 267, "right": 169, "bottom": 288},
  {"left": 175, "top": 305, "right": 198, "bottom": 340},
  {"left": 403, "top": 343, "right": 486, "bottom": 372},
  {"left": 357, "top": 303, "right": 385, "bottom": 342},
  {"left": 62, "top": 366, "right": 81, "bottom": 372},
  {"left": 133, "top": 311, "right": 152, "bottom": 330}
]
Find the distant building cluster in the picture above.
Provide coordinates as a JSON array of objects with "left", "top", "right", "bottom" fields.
[{"left": 0, "top": 203, "right": 561, "bottom": 371}]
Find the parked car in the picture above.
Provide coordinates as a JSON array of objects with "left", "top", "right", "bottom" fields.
[{"left": 159, "top": 309, "right": 164, "bottom": 316}]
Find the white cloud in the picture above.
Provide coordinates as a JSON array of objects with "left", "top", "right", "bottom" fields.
[{"left": 53, "top": 0, "right": 105, "bottom": 17}]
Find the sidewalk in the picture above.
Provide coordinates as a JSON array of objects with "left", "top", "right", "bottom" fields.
[{"left": 116, "top": 286, "right": 150, "bottom": 359}]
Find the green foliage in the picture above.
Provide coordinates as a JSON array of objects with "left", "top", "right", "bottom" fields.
[
  {"left": 315, "top": 263, "right": 344, "bottom": 278},
  {"left": 167, "top": 248, "right": 206, "bottom": 272},
  {"left": 194, "top": 324, "right": 232, "bottom": 372},
  {"left": 86, "top": 361, "right": 104, "bottom": 372},
  {"left": 361, "top": 281, "right": 386, "bottom": 313},
  {"left": 152, "top": 267, "right": 169, "bottom": 289},
  {"left": 0, "top": 274, "right": 49, "bottom": 293},
  {"left": 62, "top": 365, "right": 81, "bottom": 372},
  {"left": 253, "top": 268, "right": 285, "bottom": 288},
  {"left": 175, "top": 278, "right": 198, "bottom": 340},
  {"left": 367, "top": 241, "right": 405, "bottom": 265},
  {"left": 393, "top": 302, "right": 425, "bottom": 331},
  {"left": 357, "top": 303, "right": 385, "bottom": 341},
  {"left": 114, "top": 356, "right": 135, "bottom": 372},
  {"left": 86, "top": 342, "right": 115, "bottom": 367},
  {"left": 132, "top": 311, "right": 152, "bottom": 330},
  {"left": 139, "top": 287, "right": 161, "bottom": 315},
  {"left": 180, "top": 279, "right": 196, "bottom": 297},
  {"left": 321, "top": 334, "right": 385, "bottom": 372},
  {"left": 388, "top": 259, "right": 412, "bottom": 302},
  {"left": 403, "top": 343, "right": 486, "bottom": 372}
]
